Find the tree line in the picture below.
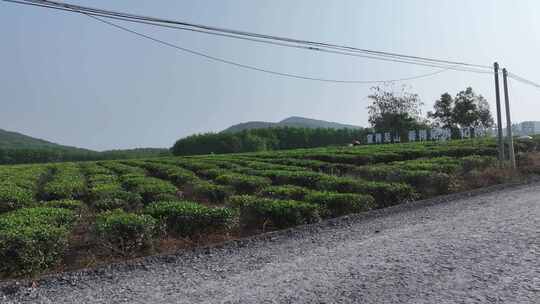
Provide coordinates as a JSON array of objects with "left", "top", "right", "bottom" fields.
[
  {"left": 172, "top": 85, "right": 495, "bottom": 156},
  {"left": 367, "top": 85, "right": 494, "bottom": 139},
  {"left": 0, "top": 147, "right": 171, "bottom": 165},
  {"left": 171, "top": 127, "right": 370, "bottom": 156}
]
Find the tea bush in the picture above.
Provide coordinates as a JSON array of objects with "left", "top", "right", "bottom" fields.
[
  {"left": 93, "top": 209, "right": 157, "bottom": 256},
  {"left": 144, "top": 201, "right": 234, "bottom": 237},
  {"left": 230, "top": 195, "right": 320, "bottom": 229},
  {"left": 305, "top": 192, "right": 375, "bottom": 217},
  {"left": 42, "top": 163, "right": 86, "bottom": 200},
  {"left": 192, "top": 181, "right": 233, "bottom": 202},
  {"left": 199, "top": 168, "right": 230, "bottom": 179},
  {"left": 42, "top": 199, "right": 84, "bottom": 211},
  {"left": 258, "top": 185, "right": 311, "bottom": 201},
  {"left": 258, "top": 170, "right": 327, "bottom": 188},
  {"left": 121, "top": 175, "right": 178, "bottom": 204},
  {"left": 131, "top": 161, "right": 198, "bottom": 186},
  {"left": 0, "top": 182, "right": 34, "bottom": 213},
  {"left": 215, "top": 173, "right": 272, "bottom": 194},
  {"left": 0, "top": 207, "right": 77, "bottom": 276},
  {"left": 317, "top": 176, "right": 417, "bottom": 208}
]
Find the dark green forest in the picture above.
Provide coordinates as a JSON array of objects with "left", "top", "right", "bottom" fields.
[
  {"left": 0, "top": 147, "right": 171, "bottom": 165},
  {"left": 171, "top": 127, "right": 370, "bottom": 156}
]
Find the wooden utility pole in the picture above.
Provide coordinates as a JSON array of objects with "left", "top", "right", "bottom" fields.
[
  {"left": 493, "top": 62, "right": 505, "bottom": 163},
  {"left": 502, "top": 68, "right": 517, "bottom": 169}
]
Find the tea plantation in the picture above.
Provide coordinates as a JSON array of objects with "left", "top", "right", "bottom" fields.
[{"left": 0, "top": 139, "right": 507, "bottom": 277}]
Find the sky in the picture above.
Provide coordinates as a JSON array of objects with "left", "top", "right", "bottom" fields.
[{"left": 1, "top": 0, "right": 539, "bottom": 151}]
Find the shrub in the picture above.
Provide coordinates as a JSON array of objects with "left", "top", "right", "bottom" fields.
[
  {"left": 258, "top": 185, "right": 311, "bottom": 201},
  {"left": 305, "top": 192, "right": 375, "bottom": 217},
  {"left": 461, "top": 155, "right": 496, "bottom": 172},
  {"left": 199, "top": 168, "right": 230, "bottom": 179},
  {"left": 517, "top": 152, "right": 540, "bottom": 174},
  {"left": 150, "top": 193, "right": 179, "bottom": 202},
  {"left": 144, "top": 201, "right": 234, "bottom": 237},
  {"left": 317, "top": 176, "right": 417, "bottom": 208},
  {"left": 168, "top": 170, "right": 198, "bottom": 185},
  {"left": 87, "top": 182, "right": 124, "bottom": 200},
  {"left": 92, "top": 197, "right": 140, "bottom": 212},
  {"left": 42, "top": 199, "right": 84, "bottom": 211},
  {"left": 96, "top": 187, "right": 142, "bottom": 202},
  {"left": 88, "top": 174, "right": 118, "bottom": 185},
  {"left": 392, "top": 170, "right": 451, "bottom": 197},
  {"left": 119, "top": 174, "right": 149, "bottom": 189},
  {"left": 0, "top": 182, "right": 34, "bottom": 213},
  {"left": 215, "top": 173, "right": 272, "bottom": 194},
  {"left": 309, "top": 153, "right": 371, "bottom": 166},
  {"left": 121, "top": 175, "right": 178, "bottom": 204},
  {"left": 140, "top": 162, "right": 198, "bottom": 185},
  {"left": 176, "top": 161, "right": 217, "bottom": 173},
  {"left": 93, "top": 209, "right": 157, "bottom": 256},
  {"left": 192, "top": 182, "right": 233, "bottom": 203},
  {"left": 42, "top": 164, "right": 86, "bottom": 200},
  {"left": 230, "top": 195, "right": 320, "bottom": 229},
  {"left": 260, "top": 170, "right": 327, "bottom": 188},
  {"left": 352, "top": 166, "right": 394, "bottom": 180},
  {"left": 0, "top": 207, "right": 76, "bottom": 276},
  {"left": 99, "top": 162, "right": 146, "bottom": 175}
]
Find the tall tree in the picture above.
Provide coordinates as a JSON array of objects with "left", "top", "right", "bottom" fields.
[
  {"left": 452, "top": 87, "right": 494, "bottom": 128},
  {"left": 428, "top": 93, "right": 454, "bottom": 128},
  {"left": 367, "top": 85, "right": 425, "bottom": 138},
  {"left": 477, "top": 97, "right": 495, "bottom": 128}
]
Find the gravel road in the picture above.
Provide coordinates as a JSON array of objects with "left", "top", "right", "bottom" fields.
[{"left": 2, "top": 183, "right": 539, "bottom": 304}]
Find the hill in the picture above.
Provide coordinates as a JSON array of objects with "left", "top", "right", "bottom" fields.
[
  {"left": 0, "top": 128, "right": 170, "bottom": 165},
  {"left": 0, "top": 128, "right": 89, "bottom": 151},
  {"left": 222, "top": 116, "right": 361, "bottom": 133}
]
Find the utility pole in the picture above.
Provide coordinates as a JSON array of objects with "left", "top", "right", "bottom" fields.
[
  {"left": 493, "top": 62, "right": 505, "bottom": 163},
  {"left": 502, "top": 68, "right": 517, "bottom": 169}
]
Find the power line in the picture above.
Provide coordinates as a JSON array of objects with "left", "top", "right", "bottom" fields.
[
  {"left": 4, "top": 0, "right": 493, "bottom": 73},
  {"left": 46, "top": 2, "right": 497, "bottom": 73},
  {"left": 507, "top": 72, "right": 540, "bottom": 89},
  {"left": 4, "top": 0, "right": 480, "bottom": 73},
  {"left": 87, "top": 14, "right": 452, "bottom": 84}
]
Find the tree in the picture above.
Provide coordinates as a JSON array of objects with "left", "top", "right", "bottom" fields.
[
  {"left": 426, "top": 87, "right": 494, "bottom": 139},
  {"left": 452, "top": 87, "right": 494, "bottom": 129},
  {"left": 367, "top": 85, "right": 425, "bottom": 139},
  {"left": 428, "top": 93, "right": 454, "bottom": 129},
  {"left": 477, "top": 97, "right": 495, "bottom": 128}
]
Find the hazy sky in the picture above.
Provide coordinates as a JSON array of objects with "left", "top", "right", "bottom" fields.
[{"left": 1, "top": 0, "right": 539, "bottom": 151}]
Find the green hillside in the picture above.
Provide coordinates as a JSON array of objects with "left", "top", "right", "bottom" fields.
[
  {"left": 0, "top": 128, "right": 88, "bottom": 150},
  {"left": 0, "top": 128, "right": 170, "bottom": 165}
]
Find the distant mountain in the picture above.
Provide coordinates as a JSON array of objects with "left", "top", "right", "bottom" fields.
[
  {"left": 0, "top": 128, "right": 91, "bottom": 151},
  {"left": 222, "top": 121, "right": 277, "bottom": 133},
  {"left": 222, "top": 116, "right": 362, "bottom": 133},
  {"left": 0, "top": 128, "right": 170, "bottom": 165}
]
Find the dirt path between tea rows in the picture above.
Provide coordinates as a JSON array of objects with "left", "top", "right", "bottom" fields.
[{"left": 3, "top": 183, "right": 540, "bottom": 303}]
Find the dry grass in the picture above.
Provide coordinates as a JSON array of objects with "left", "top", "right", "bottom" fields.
[
  {"left": 450, "top": 160, "right": 528, "bottom": 193},
  {"left": 517, "top": 152, "right": 540, "bottom": 175}
]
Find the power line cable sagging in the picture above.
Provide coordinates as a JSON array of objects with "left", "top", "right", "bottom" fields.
[
  {"left": 9, "top": 0, "right": 492, "bottom": 70},
  {"left": 87, "top": 14, "right": 453, "bottom": 84},
  {"left": 3, "top": 0, "right": 497, "bottom": 80},
  {"left": 507, "top": 72, "right": 540, "bottom": 90},
  {"left": 10, "top": 0, "right": 540, "bottom": 88}
]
